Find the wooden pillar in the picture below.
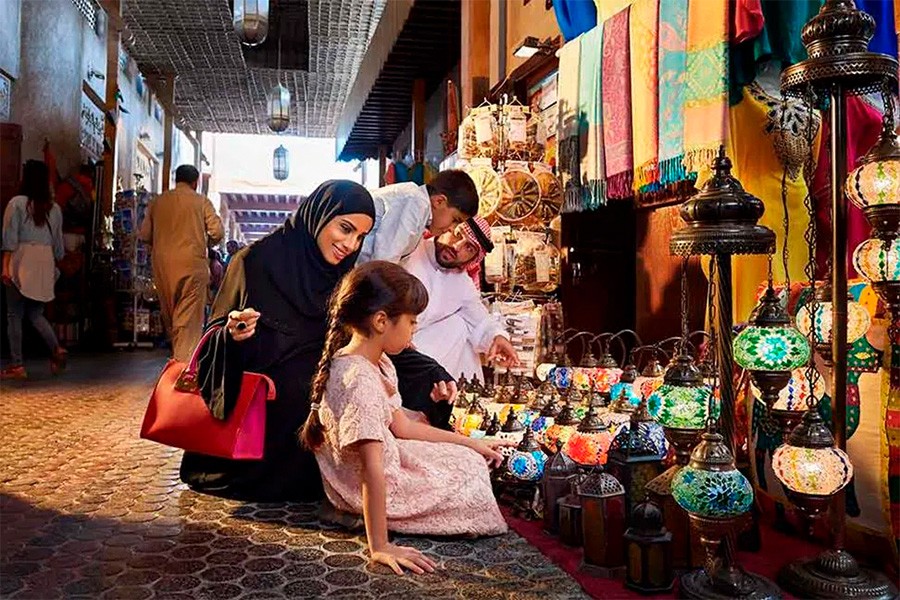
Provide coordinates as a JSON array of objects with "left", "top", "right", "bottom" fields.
[
  {"left": 100, "top": 0, "right": 120, "bottom": 216},
  {"left": 412, "top": 79, "right": 426, "bottom": 163},
  {"left": 193, "top": 130, "right": 202, "bottom": 169},
  {"left": 461, "top": 1, "right": 492, "bottom": 109},
  {"left": 378, "top": 146, "right": 388, "bottom": 187},
  {"left": 160, "top": 83, "right": 174, "bottom": 191}
]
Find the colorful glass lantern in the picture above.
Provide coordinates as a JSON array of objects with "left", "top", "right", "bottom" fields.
[
  {"left": 609, "top": 362, "right": 640, "bottom": 407},
  {"left": 853, "top": 236, "right": 900, "bottom": 284},
  {"left": 579, "top": 470, "right": 627, "bottom": 577},
  {"left": 672, "top": 431, "right": 754, "bottom": 519},
  {"left": 562, "top": 405, "right": 613, "bottom": 466},
  {"left": 624, "top": 499, "right": 675, "bottom": 594},
  {"left": 734, "top": 286, "right": 810, "bottom": 410},
  {"left": 845, "top": 110, "right": 900, "bottom": 234},
  {"left": 272, "top": 145, "right": 289, "bottom": 181},
  {"left": 602, "top": 390, "right": 636, "bottom": 438},
  {"left": 634, "top": 349, "right": 666, "bottom": 399},
  {"left": 266, "top": 83, "right": 291, "bottom": 133},
  {"left": 796, "top": 284, "right": 871, "bottom": 364},
  {"left": 507, "top": 427, "right": 547, "bottom": 482},
  {"left": 607, "top": 396, "right": 668, "bottom": 513},
  {"left": 530, "top": 392, "right": 559, "bottom": 445},
  {"left": 590, "top": 340, "right": 624, "bottom": 394},
  {"left": 648, "top": 353, "right": 717, "bottom": 431},
  {"left": 772, "top": 409, "right": 853, "bottom": 517},
  {"left": 498, "top": 409, "right": 526, "bottom": 444},
  {"left": 455, "top": 398, "right": 485, "bottom": 436},
  {"left": 542, "top": 448, "right": 578, "bottom": 534},
  {"left": 233, "top": 0, "right": 269, "bottom": 46},
  {"left": 543, "top": 398, "right": 580, "bottom": 453}
]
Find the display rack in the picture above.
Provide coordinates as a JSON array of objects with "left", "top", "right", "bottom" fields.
[{"left": 112, "top": 186, "right": 158, "bottom": 349}]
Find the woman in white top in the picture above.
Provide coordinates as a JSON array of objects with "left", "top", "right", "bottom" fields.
[{"left": 1, "top": 160, "right": 67, "bottom": 380}]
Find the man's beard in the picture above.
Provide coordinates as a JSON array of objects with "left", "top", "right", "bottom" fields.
[{"left": 434, "top": 242, "right": 466, "bottom": 270}]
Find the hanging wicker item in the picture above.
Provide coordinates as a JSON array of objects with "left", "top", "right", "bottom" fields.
[
  {"left": 498, "top": 168, "right": 541, "bottom": 223},
  {"left": 534, "top": 169, "right": 563, "bottom": 222},
  {"left": 464, "top": 165, "right": 502, "bottom": 217}
]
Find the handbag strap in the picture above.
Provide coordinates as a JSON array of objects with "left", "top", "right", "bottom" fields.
[{"left": 174, "top": 324, "right": 223, "bottom": 393}]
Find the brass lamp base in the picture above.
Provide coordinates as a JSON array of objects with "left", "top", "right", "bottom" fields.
[
  {"left": 778, "top": 549, "right": 898, "bottom": 600},
  {"left": 680, "top": 569, "right": 782, "bottom": 600}
]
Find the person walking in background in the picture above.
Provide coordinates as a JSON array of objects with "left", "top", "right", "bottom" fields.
[
  {"left": 139, "top": 165, "right": 224, "bottom": 362},
  {"left": 1, "top": 160, "right": 68, "bottom": 380},
  {"left": 225, "top": 240, "right": 240, "bottom": 265}
]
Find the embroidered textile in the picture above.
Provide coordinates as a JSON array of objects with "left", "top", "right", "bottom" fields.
[
  {"left": 630, "top": 0, "right": 660, "bottom": 192},
  {"left": 578, "top": 26, "right": 606, "bottom": 210},
  {"left": 558, "top": 37, "right": 583, "bottom": 212},
  {"left": 657, "top": 0, "right": 689, "bottom": 185},
  {"left": 602, "top": 8, "right": 634, "bottom": 199}
]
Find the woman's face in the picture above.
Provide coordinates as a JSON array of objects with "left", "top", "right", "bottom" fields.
[{"left": 316, "top": 213, "right": 373, "bottom": 265}]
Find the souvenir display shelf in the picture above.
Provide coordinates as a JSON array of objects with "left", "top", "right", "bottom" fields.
[{"left": 112, "top": 189, "right": 160, "bottom": 349}]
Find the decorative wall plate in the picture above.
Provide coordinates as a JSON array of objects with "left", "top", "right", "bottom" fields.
[
  {"left": 534, "top": 169, "right": 563, "bottom": 221},
  {"left": 498, "top": 169, "right": 540, "bottom": 223},
  {"left": 464, "top": 165, "right": 502, "bottom": 217}
]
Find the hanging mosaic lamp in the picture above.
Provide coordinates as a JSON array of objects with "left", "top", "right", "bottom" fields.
[
  {"left": 771, "top": 409, "right": 853, "bottom": 517},
  {"left": 273, "top": 144, "right": 289, "bottom": 181},
  {"left": 562, "top": 404, "right": 614, "bottom": 466},
  {"left": 752, "top": 367, "right": 823, "bottom": 437},
  {"left": 233, "top": 0, "right": 269, "bottom": 46},
  {"left": 506, "top": 427, "right": 548, "bottom": 482},
  {"left": 648, "top": 353, "right": 717, "bottom": 431},
  {"left": 796, "top": 283, "right": 871, "bottom": 364},
  {"left": 543, "top": 397, "right": 580, "bottom": 453},
  {"left": 573, "top": 337, "right": 600, "bottom": 391},
  {"left": 267, "top": 83, "right": 291, "bottom": 133},
  {"left": 672, "top": 430, "right": 754, "bottom": 519},
  {"left": 853, "top": 236, "right": 900, "bottom": 313},
  {"left": 734, "top": 286, "right": 810, "bottom": 409}
]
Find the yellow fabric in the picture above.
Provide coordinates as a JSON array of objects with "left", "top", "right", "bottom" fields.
[
  {"left": 726, "top": 86, "right": 819, "bottom": 323},
  {"left": 595, "top": 0, "right": 635, "bottom": 22},
  {"left": 629, "top": 0, "right": 659, "bottom": 190}
]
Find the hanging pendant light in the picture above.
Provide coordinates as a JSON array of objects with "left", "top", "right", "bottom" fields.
[
  {"left": 233, "top": 0, "right": 269, "bottom": 46},
  {"left": 267, "top": 83, "right": 291, "bottom": 133},
  {"left": 796, "top": 283, "right": 871, "bottom": 365},
  {"left": 273, "top": 145, "right": 289, "bottom": 181}
]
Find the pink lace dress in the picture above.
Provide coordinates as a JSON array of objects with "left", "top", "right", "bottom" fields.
[{"left": 314, "top": 353, "right": 507, "bottom": 537}]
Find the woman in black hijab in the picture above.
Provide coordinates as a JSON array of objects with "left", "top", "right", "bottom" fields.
[{"left": 179, "top": 180, "right": 376, "bottom": 502}]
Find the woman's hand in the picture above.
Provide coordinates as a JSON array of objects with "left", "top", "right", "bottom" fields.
[
  {"left": 430, "top": 380, "right": 458, "bottom": 404},
  {"left": 370, "top": 543, "right": 437, "bottom": 576},
  {"left": 467, "top": 438, "right": 515, "bottom": 468},
  {"left": 227, "top": 308, "right": 260, "bottom": 341}
]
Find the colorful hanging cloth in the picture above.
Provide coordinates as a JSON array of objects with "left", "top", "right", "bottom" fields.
[
  {"left": 657, "top": 0, "right": 689, "bottom": 185},
  {"left": 602, "top": 8, "right": 634, "bottom": 199},
  {"left": 858, "top": 0, "right": 898, "bottom": 58},
  {"left": 630, "top": 0, "right": 660, "bottom": 192},
  {"left": 578, "top": 26, "right": 606, "bottom": 210},
  {"left": 682, "top": 0, "right": 729, "bottom": 176},
  {"left": 554, "top": 0, "right": 598, "bottom": 41},
  {"left": 558, "top": 37, "right": 583, "bottom": 212},
  {"left": 732, "top": 0, "right": 765, "bottom": 45},
  {"left": 594, "top": 0, "right": 634, "bottom": 22},
  {"left": 729, "top": 0, "right": 821, "bottom": 105}
]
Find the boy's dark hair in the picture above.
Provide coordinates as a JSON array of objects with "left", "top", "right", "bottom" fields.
[
  {"left": 426, "top": 169, "right": 479, "bottom": 217},
  {"left": 175, "top": 164, "right": 200, "bottom": 184}
]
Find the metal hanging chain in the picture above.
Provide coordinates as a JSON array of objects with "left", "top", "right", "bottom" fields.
[
  {"left": 680, "top": 256, "right": 690, "bottom": 353},
  {"left": 706, "top": 254, "right": 720, "bottom": 431},
  {"left": 801, "top": 84, "right": 820, "bottom": 411},
  {"left": 778, "top": 92, "right": 792, "bottom": 298},
  {"left": 881, "top": 77, "right": 896, "bottom": 132},
  {"left": 767, "top": 253, "right": 775, "bottom": 289}
]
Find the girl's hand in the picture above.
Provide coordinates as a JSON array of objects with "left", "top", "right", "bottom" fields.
[
  {"left": 467, "top": 438, "right": 515, "bottom": 468},
  {"left": 227, "top": 308, "right": 260, "bottom": 341},
  {"left": 370, "top": 543, "right": 437, "bottom": 575},
  {"left": 430, "top": 380, "right": 458, "bottom": 404}
]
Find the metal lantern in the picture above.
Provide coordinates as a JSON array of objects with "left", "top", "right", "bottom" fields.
[
  {"left": 484, "top": 413, "right": 501, "bottom": 438},
  {"left": 267, "top": 83, "right": 291, "bottom": 133},
  {"left": 607, "top": 396, "right": 668, "bottom": 513},
  {"left": 734, "top": 286, "right": 810, "bottom": 409},
  {"left": 578, "top": 470, "right": 627, "bottom": 577},
  {"left": 455, "top": 398, "right": 486, "bottom": 436},
  {"left": 542, "top": 448, "right": 578, "bottom": 534},
  {"left": 506, "top": 427, "right": 547, "bottom": 482},
  {"left": 233, "top": 0, "right": 269, "bottom": 46},
  {"left": 272, "top": 144, "right": 289, "bottom": 181},
  {"left": 796, "top": 284, "right": 871, "bottom": 365},
  {"left": 673, "top": 430, "right": 779, "bottom": 599},
  {"left": 624, "top": 499, "right": 675, "bottom": 594},
  {"left": 602, "top": 390, "right": 637, "bottom": 438},
  {"left": 561, "top": 404, "right": 613, "bottom": 467},
  {"left": 558, "top": 487, "right": 585, "bottom": 547}
]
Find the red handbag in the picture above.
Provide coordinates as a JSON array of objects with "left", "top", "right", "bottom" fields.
[{"left": 140, "top": 325, "right": 276, "bottom": 459}]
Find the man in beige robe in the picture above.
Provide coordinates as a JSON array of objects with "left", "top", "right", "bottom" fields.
[{"left": 139, "top": 165, "right": 224, "bottom": 362}]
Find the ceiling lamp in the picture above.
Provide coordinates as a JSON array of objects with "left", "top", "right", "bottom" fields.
[
  {"left": 233, "top": 0, "right": 269, "bottom": 47},
  {"left": 796, "top": 283, "right": 871, "bottom": 365},
  {"left": 273, "top": 145, "right": 289, "bottom": 181},
  {"left": 267, "top": 83, "right": 291, "bottom": 133},
  {"left": 562, "top": 404, "right": 613, "bottom": 466},
  {"left": 734, "top": 286, "right": 810, "bottom": 410}
]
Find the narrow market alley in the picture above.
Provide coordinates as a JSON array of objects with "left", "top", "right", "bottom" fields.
[{"left": 0, "top": 352, "right": 587, "bottom": 600}]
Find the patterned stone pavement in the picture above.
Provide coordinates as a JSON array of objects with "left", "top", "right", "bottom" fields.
[{"left": 0, "top": 351, "right": 588, "bottom": 599}]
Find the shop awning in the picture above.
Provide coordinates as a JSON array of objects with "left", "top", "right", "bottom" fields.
[
  {"left": 220, "top": 192, "right": 303, "bottom": 241},
  {"left": 335, "top": 0, "right": 461, "bottom": 162}
]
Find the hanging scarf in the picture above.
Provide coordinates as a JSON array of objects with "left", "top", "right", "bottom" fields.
[
  {"left": 578, "top": 25, "right": 605, "bottom": 210},
  {"left": 658, "top": 0, "right": 689, "bottom": 185},
  {"left": 554, "top": 0, "right": 598, "bottom": 41},
  {"left": 594, "top": 0, "right": 635, "bottom": 22},
  {"left": 858, "top": 0, "right": 898, "bottom": 58},
  {"left": 682, "top": 0, "right": 729, "bottom": 175},
  {"left": 630, "top": 0, "right": 660, "bottom": 192},
  {"left": 602, "top": 8, "right": 634, "bottom": 199},
  {"left": 558, "top": 37, "right": 583, "bottom": 212}
]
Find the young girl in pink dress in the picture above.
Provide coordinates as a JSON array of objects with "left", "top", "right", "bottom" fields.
[{"left": 300, "top": 261, "right": 509, "bottom": 575}]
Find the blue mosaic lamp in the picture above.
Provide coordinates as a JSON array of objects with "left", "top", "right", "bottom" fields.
[
  {"left": 672, "top": 431, "right": 754, "bottom": 519},
  {"left": 506, "top": 426, "right": 548, "bottom": 482},
  {"left": 733, "top": 286, "right": 810, "bottom": 410},
  {"left": 609, "top": 362, "right": 640, "bottom": 407}
]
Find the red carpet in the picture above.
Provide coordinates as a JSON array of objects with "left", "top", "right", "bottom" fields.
[{"left": 503, "top": 509, "right": 823, "bottom": 599}]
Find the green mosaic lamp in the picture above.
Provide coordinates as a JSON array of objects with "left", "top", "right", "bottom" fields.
[{"left": 734, "top": 286, "right": 810, "bottom": 410}]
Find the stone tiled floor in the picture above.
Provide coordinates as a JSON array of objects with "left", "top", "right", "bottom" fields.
[{"left": 0, "top": 351, "right": 588, "bottom": 599}]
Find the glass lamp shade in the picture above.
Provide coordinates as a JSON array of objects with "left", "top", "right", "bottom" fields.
[
  {"left": 572, "top": 368, "right": 594, "bottom": 391},
  {"left": 796, "top": 298, "right": 870, "bottom": 346},
  {"left": 634, "top": 376, "right": 665, "bottom": 399},
  {"left": 273, "top": 145, "right": 289, "bottom": 181},
  {"left": 550, "top": 366, "right": 574, "bottom": 389},
  {"left": 535, "top": 362, "right": 556, "bottom": 382},
  {"left": 609, "top": 381, "right": 640, "bottom": 407},
  {"left": 734, "top": 324, "right": 809, "bottom": 371},
  {"left": 750, "top": 367, "right": 824, "bottom": 412},
  {"left": 233, "top": 0, "right": 269, "bottom": 46},
  {"left": 853, "top": 237, "right": 900, "bottom": 284},
  {"left": 771, "top": 445, "right": 853, "bottom": 497},
  {"left": 671, "top": 431, "right": 754, "bottom": 518},
  {"left": 543, "top": 401, "right": 580, "bottom": 452},
  {"left": 648, "top": 384, "right": 717, "bottom": 430},
  {"left": 507, "top": 428, "right": 548, "bottom": 482},
  {"left": 266, "top": 83, "right": 291, "bottom": 133},
  {"left": 562, "top": 405, "right": 613, "bottom": 466},
  {"left": 845, "top": 137, "right": 900, "bottom": 210},
  {"left": 591, "top": 367, "right": 623, "bottom": 394}
]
